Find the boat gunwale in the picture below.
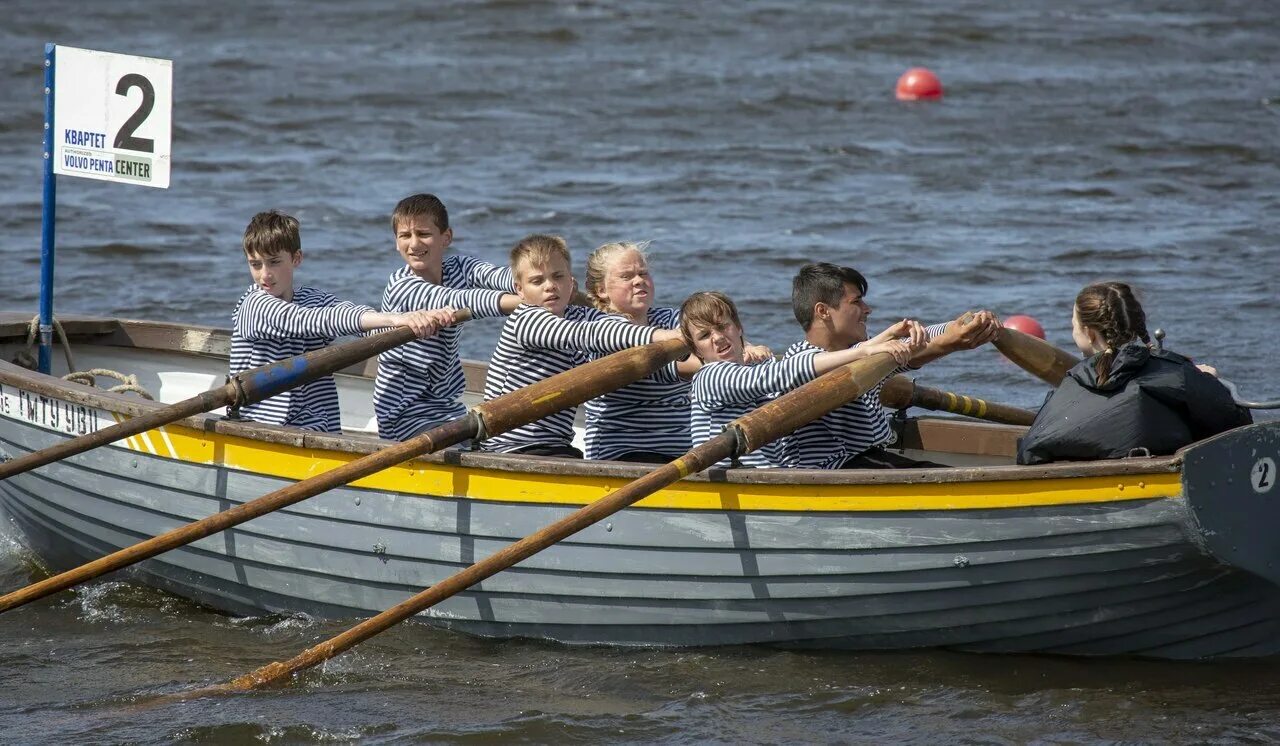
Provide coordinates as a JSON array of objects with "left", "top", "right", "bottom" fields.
[{"left": 0, "top": 315, "right": 1185, "bottom": 486}]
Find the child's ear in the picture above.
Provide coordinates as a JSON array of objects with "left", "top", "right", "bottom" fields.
[
  {"left": 293, "top": 251, "right": 304, "bottom": 267},
  {"left": 441, "top": 228, "right": 453, "bottom": 248}
]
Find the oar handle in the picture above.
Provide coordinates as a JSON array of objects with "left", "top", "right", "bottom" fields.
[
  {"left": 993, "top": 327, "right": 1078, "bottom": 387},
  {"left": 880, "top": 376, "right": 1036, "bottom": 426}
]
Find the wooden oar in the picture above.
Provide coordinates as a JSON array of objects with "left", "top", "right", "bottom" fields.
[
  {"left": 0, "top": 311, "right": 472, "bottom": 482},
  {"left": 992, "top": 327, "right": 1078, "bottom": 387},
  {"left": 879, "top": 376, "right": 1036, "bottom": 426},
  {"left": 175, "top": 352, "right": 902, "bottom": 699},
  {"left": 0, "top": 337, "right": 688, "bottom": 616}
]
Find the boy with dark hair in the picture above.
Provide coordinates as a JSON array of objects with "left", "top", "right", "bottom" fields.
[
  {"left": 682, "top": 291, "right": 921, "bottom": 469},
  {"left": 783, "top": 262, "right": 1000, "bottom": 469},
  {"left": 374, "top": 194, "right": 522, "bottom": 440},
  {"left": 231, "top": 210, "right": 451, "bottom": 433}
]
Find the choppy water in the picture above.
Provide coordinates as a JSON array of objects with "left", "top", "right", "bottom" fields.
[{"left": 1, "top": 0, "right": 1279, "bottom": 741}]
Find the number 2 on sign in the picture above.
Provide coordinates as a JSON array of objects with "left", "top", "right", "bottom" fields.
[
  {"left": 1253, "top": 457, "right": 1276, "bottom": 495},
  {"left": 114, "top": 73, "right": 155, "bottom": 153}
]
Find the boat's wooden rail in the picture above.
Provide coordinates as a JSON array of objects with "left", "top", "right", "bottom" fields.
[{"left": 0, "top": 344, "right": 1183, "bottom": 486}]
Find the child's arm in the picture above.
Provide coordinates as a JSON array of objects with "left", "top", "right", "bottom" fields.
[
  {"left": 513, "top": 307, "right": 679, "bottom": 355},
  {"left": 811, "top": 337, "right": 917, "bottom": 376},
  {"left": 693, "top": 356, "right": 818, "bottom": 408},
  {"left": 908, "top": 310, "right": 1000, "bottom": 367},
  {"left": 359, "top": 308, "right": 460, "bottom": 337},
  {"left": 393, "top": 275, "right": 514, "bottom": 319},
  {"left": 236, "top": 291, "right": 370, "bottom": 340},
  {"left": 456, "top": 255, "right": 517, "bottom": 293}
]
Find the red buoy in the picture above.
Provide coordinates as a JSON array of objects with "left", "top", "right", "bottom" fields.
[
  {"left": 1003, "top": 315, "right": 1045, "bottom": 339},
  {"left": 895, "top": 67, "right": 943, "bottom": 101}
]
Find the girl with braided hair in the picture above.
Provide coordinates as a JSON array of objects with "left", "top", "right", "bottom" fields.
[{"left": 1017, "top": 281, "right": 1251, "bottom": 465}]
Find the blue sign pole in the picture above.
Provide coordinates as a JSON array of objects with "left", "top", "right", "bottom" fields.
[{"left": 37, "top": 43, "right": 57, "bottom": 375}]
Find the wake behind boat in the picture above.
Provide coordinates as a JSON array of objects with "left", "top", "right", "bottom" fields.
[{"left": 2, "top": 313, "right": 1278, "bottom": 659}]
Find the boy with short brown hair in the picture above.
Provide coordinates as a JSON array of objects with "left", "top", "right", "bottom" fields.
[
  {"left": 374, "top": 194, "right": 522, "bottom": 440},
  {"left": 231, "top": 209, "right": 450, "bottom": 433}
]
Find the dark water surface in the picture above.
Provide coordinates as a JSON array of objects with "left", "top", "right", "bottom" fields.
[{"left": 2, "top": 0, "right": 1279, "bottom": 742}]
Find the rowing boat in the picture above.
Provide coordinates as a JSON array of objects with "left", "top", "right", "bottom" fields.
[{"left": 2, "top": 313, "right": 1277, "bottom": 659}]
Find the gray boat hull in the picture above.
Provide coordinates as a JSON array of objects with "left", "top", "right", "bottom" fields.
[{"left": 5, "top": 406, "right": 1280, "bottom": 659}]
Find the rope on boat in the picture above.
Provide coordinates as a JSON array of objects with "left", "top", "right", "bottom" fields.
[
  {"left": 18, "top": 314, "right": 76, "bottom": 372},
  {"left": 62, "top": 368, "right": 155, "bottom": 400}
]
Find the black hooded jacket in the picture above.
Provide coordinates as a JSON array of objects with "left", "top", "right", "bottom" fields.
[{"left": 1016, "top": 341, "right": 1252, "bottom": 465}]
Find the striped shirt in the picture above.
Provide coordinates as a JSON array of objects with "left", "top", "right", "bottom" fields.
[
  {"left": 583, "top": 307, "right": 689, "bottom": 460},
  {"left": 481, "top": 304, "right": 657, "bottom": 453},
  {"left": 779, "top": 322, "right": 948, "bottom": 469},
  {"left": 373, "top": 255, "right": 515, "bottom": 441},
  {"left": 229, "top": 285, "right": 369, "bottom": 433},
  {"left": 690, "top": 355, "right": 818, "bottom": 469}
]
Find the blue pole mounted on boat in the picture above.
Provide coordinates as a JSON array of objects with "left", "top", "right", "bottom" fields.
[{"left": 37, "top": 42, "right": 57, "bottom": 375}]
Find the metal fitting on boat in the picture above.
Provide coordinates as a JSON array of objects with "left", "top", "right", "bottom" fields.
[{"left": 467, "top": 410, "right": 488, "bottom": 443}]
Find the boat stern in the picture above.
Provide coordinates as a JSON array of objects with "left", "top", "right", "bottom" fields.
[{"left": 1184, "top": 421, "right": 1280, "bottom": 588}]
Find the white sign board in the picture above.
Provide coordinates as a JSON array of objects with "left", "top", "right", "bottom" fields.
[{"left": 52, "top": 45, "right": 172, "bottom": 189}]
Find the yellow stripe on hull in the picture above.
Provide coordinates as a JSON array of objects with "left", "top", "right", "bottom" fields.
[{"left": 139, "top": 423, "right": 1182, "bottom": 513}]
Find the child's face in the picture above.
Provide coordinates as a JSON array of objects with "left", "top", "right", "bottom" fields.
[
  {"left": 515, "top": 254, "right": 573, "bottom": 316},
  {"left": 689, "top": 318, "right": 744, "bottom": 364},
  {"left": 246, "top": 249, "right": 301, "bottom": 301},
  {"left": 597, "top": 250, "right": 653, "bottom": 317},
  {"left": 395, "top": 216, "right": 453, "bottom": 279},
  {"left": 826, "top": 282, "right": 871, "bottom": 345}
]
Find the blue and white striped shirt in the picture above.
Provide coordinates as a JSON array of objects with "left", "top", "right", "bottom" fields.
[
  {"left": 229, "top": 285, "right": 369, "bottom": 433},
  {"left": 373, "top": 255, "right": 514, "bottom": 441},
  {"left": 481, "top": 304, "right": 657, "bottom": 453},
  {"left": 583, "top": 307, "right": 689, "bottom": 461},
  {"left": 779, "top": 322, "right": 948, "bottom": 469},
  {"left": 689, "top": 355, "right": 819, "bottom": 469}
]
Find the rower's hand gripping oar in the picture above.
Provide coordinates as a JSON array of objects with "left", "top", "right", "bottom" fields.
[
  {"left": 174, "top": 351, "right": 902, "bottom": 699},
  {"left": 0, "top": 336, "right": 689, "bottom": 616},
  {"left": 0, "top": 310, "right": 473, "bottom": 482}
]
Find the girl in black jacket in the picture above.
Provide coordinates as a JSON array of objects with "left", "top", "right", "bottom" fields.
[{"left": 1017, "top": 282, "right": 1251, "bottom": 465}]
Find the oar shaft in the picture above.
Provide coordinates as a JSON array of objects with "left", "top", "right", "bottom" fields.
[
  {"left": 0, "top": 320, "right": 455, "bottom": 482},
  {"left": 0, "top": 388, "right": 231, "bottom": 481},
  {"left": 0, "top": 336, "right": 689, "bottom": 616},
  {"left": 993, "top": 327, "right": 1078, "bottom": 387},
  {"left": 0, "top": 417, "right": 477, "bottom": 614},
  {"left": 203, "top": 432, "right": 737, "bottom": 695},
  {"left": 879, "top": 376, "right": 1035, "bottom": 426},
  {"left": 182, "top": 351, "right": 895, "bottom": 699},
  {"left": 735, "top": 355, "right": 901, "bottom": 453}
]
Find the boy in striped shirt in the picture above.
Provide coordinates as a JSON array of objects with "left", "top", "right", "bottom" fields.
[
  {"left": 683, "top": 291, "right": 922, "bottom": 469},
  {"left": 481, "top": 235, "right": 683, "bottom": 458},
  {"left": 231, "top": 210, "right": 453, "bottom": 433},
  {"left": 781, "top": 263, "right": 1000, "bottom": 469},
  {"left": 373, "top": 194, "right": 523, "bottom": 440}
]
